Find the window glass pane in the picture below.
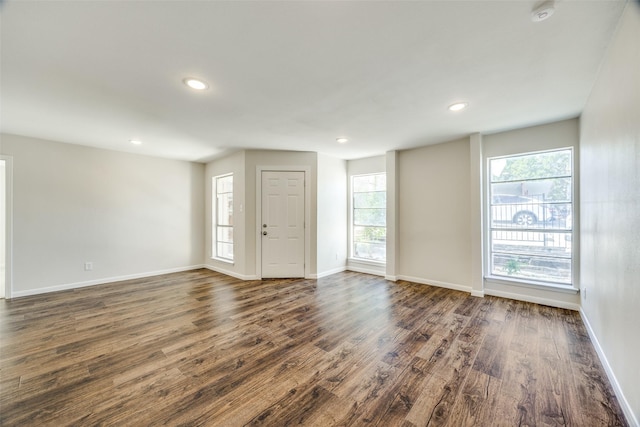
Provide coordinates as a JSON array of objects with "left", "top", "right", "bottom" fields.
[
  {"left": 491, "top": 253, "right": 571, "bottom": 284},
  {"left": 491, "top": 177, "right": 571, "bottom": 203},
  {"left": 217, "top": 175, "right": 233, "bottom": 193},
  {"left": 491, "top": 230, "right": 572, "bottom": 257},
  {"left": 354, "top": 191, "right": 386, "bottom": 209},
  {"left": 488, "top": 149, "right": 573, "bottom": 286},
  {"left": 214, "top": 174, "right": 233, "bottom": 260},
  {"left": 353, "top": 226, "right": 386, "bottom": 243},
  {"left": 354, "top": 208, "right": 386, "bottom": 226},
  {"left": 352, "top": 173, "right": 386, "bottom": 261},
  {"left": 354, "top": 242, "right": 386, "bottom": 261},
  {"left": 217, "top": 243, "right": 234, "bottom": 261},
  {"left": 490, "top": 150, "right": 571, "bottom": 182},
  {"left": 217, "top": 193, "right": 233, "bottom": 226},
  {"left": 353, "top": 174, "right": 386, "bottom": 192},
  {"left": 217, "top": 226, "right": 233, "bottom": 244}
]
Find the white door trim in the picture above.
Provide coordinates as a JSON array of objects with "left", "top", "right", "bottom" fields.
[
  {"left": 1, "top": 155, "right": 13, "bottom": 299},
  {"left": 255, "top": 165, "right": 311, "bottom": 279}
]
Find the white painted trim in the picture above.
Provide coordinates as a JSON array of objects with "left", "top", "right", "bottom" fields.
[
  {"left": 315, "top": 266, "right": 347, "bottom": 279},
  {"left": 1, "top": 155, "right": 13, "bottom": 300},
  {"left": 347, "top": 265, "right": 385, "bottom": 277},
  {"left": 385, "top": 151, "right": 399, "bottom": 280},
  {"left": 470, "top": 290, "right": 485, "bottom": 298},
  {"left": 385, "top": 275, "right": 397, "bottom": 282},
  {"left": 348, "top": 258, "right": 385, "bottom": 277},
  {"left": 204, "top": 265, "right": 258, "bottom": 281},
  {"left": 484, "top": 288, "right": 580, "bottom": 311},
  {"left": 485, "top": 275, "right": 579, "bottom": 294},
  {"left": 580, "top": 308, "right": 639, "bottom": 427},
  {"left": 396, "top": 275, "right": 472, "bottom": 293},
  {"left": 255, "top": 166, "right": 311, "bottom": 280},
  {"left": 11, "top": 265, "right": 206, "bottom": 298},
  {"left": 347, "top": 257, "right": 385, "bottom": 267},
  {"left": 210, "top": 257, "right": 234, "bottom": 265},
  {"left": 469, "top": 133, "right": 485, "bottom": 297}
]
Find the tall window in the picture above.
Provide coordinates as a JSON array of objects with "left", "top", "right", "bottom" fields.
[
  {"left": 214, "top": 174, "right": 233, "bottom": 261},
  {"left": 488, "top": 149, "right": 573, "bottom": 285},
  {"left": 352, "top": 173, "right": 386, "bottom": 262}
]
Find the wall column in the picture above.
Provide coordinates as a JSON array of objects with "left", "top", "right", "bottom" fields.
[
  {"left": 470, "top": 133, "right": 484, "bottom": 297},
  {"left": 385, "top": 150, "right": 399, "bottom": 281}
]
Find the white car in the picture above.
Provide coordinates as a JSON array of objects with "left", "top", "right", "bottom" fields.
[{"left": 491, "top": 195, "right": 554, "bottom": 226}]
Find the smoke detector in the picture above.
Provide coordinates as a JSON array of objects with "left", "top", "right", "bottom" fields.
[{"left": 531, "top": 1, "right": 555, "bottom": 22}]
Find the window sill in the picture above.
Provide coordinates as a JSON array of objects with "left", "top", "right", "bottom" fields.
[
  {"left": 348, "top": 258, "right": 386, "bottom": 267},
  {"left": 211, "top": 257, "right": 234, "bottom": 265},
  {"left": 485, "top": 275, "right": 579, "bottom": 294}
]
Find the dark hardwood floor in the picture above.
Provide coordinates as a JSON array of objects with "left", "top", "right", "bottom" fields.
[{"left": 0, "top": 269, "right": 628, "bottom": 426}]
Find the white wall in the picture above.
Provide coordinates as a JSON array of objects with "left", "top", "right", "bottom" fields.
[
  {"left": 205, "top": 151, "right": 246, "bottom": 279},
  {"left": 482, "top": 118, "right": 579, "bottom": 158},
  {"left": 0, "top": 134, "right": 205, "bottom": 297},
  {"left": 347, "top": 155, "right": 385, "bottom": 177},
  {"left": 482, "top": 119, "right": 581, "bottom": 309},
  {"left": 579, "top": 3, "right": 640, "bottom": 425},
  {"left": 397, "top": 138, "right": 472, "bottom": 291},
  {"left": 317, "top": 154, "right": 347, "bottom": 277}
]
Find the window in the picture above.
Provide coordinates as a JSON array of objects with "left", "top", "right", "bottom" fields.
[
  {"left": 213, "top": 174, "right": 233, "bottom": 261},
  {"left": 352, "top": 173, "right": 386, "bottom": 262},
  {"left": 488, "top": 149, "right": 573, "bottom": 285}
]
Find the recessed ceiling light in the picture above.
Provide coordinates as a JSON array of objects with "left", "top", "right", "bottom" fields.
[
  {"left": 448, "top": 102, "right": 469, "bottom": 112},
  {"left": 336, "top": 137, "right": 349, "bottom": 144},
  {"left": 130, "top": 139, "right": 142, "bottom": 145},
  {"left": 531, "top": 1, "right": 555, "bottom": 22},
  {"left": 183, "top": 78, "right": 208, "bottom": 90}
]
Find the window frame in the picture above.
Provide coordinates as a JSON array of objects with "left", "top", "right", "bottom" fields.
[
  {"left": 485, "top": 147, "right": 576, "bottom": 289},
  {"left": 350, "top": 172, "right": 387, "bottom": 263},
  {"left": 212, "top": 173, "right": 234, "bottom": 263}
]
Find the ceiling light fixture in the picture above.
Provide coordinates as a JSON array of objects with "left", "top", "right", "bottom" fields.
[
  {"left": 531, "top": 1, "right": 555, "bottom": 22},
  {"left": 183, "top": 78, "right": 209, "bottom": 90},
  {"left": 130, "top": 139, "right": 142, "bottom": 145},
  {"left": 448, "top": 102, "right": 469, "bottom": 112},
  {"left": 336, "top": 137, "right": 349, "bottom": 144}
]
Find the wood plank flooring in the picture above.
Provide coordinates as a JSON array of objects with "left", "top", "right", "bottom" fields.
[{"left": 0, "top": 269, "right": 628, "bottom": 426}]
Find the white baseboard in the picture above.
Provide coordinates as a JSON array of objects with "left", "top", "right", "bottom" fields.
[
  {"left": 385, "top": 275, "right": 398, "bottom": 282},
  {"left": 484, "top": 288, "right": 580, "bottom": 311},
  {"left": 11, "top": 265, "right": 206, "bottom": 298},
  {"left": 396, "top": 275, "right": 472, "bottom": 293},
  {"left": 579, "top": 309, "right": 638, "bottom": 427},
  {"left": 470, "top": 290, "right": 485, "bottom": 298},
  {"left": 204, "top": 265, "right": 258, "bottom": 281},
  {"left": 347, "top": 265, "right": 385, "bottom": 277},
  {"left": 315, "top": 266, "right": 347, "bottom": 279}
]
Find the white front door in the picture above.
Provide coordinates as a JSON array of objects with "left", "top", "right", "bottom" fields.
[{"left": 261, "top": 171, "right": 305, "bottom": 278}]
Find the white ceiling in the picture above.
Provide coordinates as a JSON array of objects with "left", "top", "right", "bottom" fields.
[{"left": 0, "top": 0, "right": 627, "bottom": 162}]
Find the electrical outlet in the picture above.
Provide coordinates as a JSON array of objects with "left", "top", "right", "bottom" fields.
[{"left": 84, "top": 262, "right": 93, "bottom": 271}]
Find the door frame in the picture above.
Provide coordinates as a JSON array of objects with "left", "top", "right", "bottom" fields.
[
  {"left": 1, "top": 155, "right": 13, "bottom": 299},
  {"left": 255, "top": 165, "right": 311, "bottom": 279}
]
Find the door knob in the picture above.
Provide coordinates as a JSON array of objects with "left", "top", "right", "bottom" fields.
[{"left": 263, "top": 231, "right": 267, "bottom": 236}]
